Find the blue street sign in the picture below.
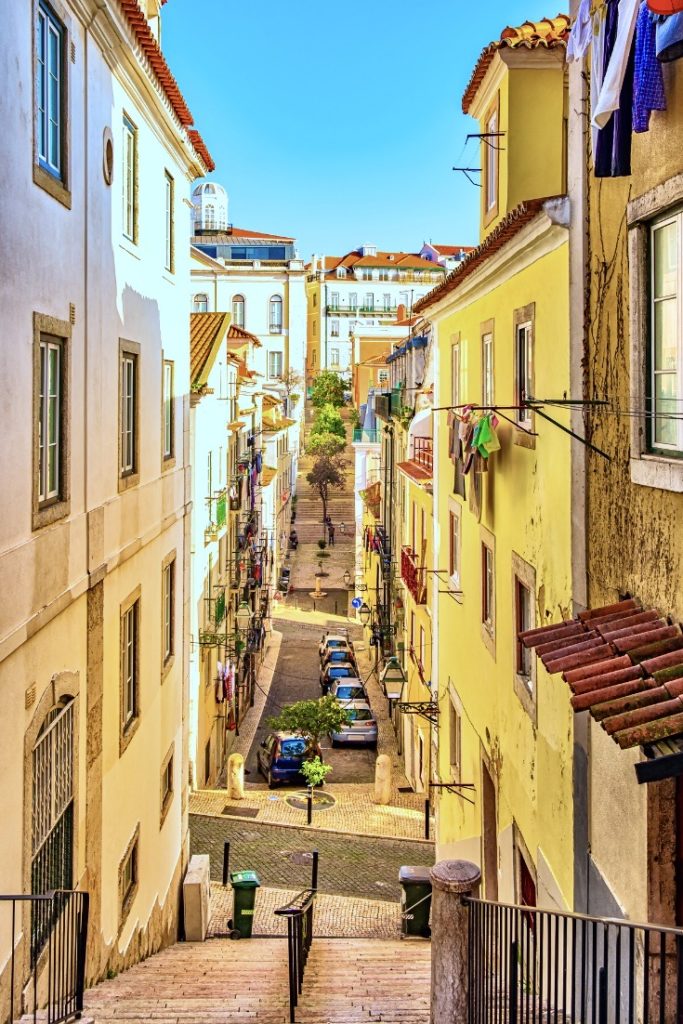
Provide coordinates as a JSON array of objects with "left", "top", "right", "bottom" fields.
[{"left": 351, "top": 597, "right": 363, "bottom": 609}]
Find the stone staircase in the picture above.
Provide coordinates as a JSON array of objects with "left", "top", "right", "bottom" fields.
[{"left": 75, "top": 937, "right": 430, "bottom": 1024}]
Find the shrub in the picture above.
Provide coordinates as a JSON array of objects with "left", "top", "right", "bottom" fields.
[{"left": 311, "top": 371, "right": 346, "bottom": 409}]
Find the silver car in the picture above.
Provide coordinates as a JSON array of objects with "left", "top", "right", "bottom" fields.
[{"left": 330, "top": 700, "right": 378, "bottom": 747}]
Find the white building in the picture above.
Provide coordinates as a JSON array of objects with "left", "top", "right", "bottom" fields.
[
  {"left": 0, "top": 0, "right": 212, "bottom": 999},
  {"left": 305, "top": 246, "right": 447, "bottom": 381},
  {"left": 418, "top": 242, "right": 474, "bottom": 272}
]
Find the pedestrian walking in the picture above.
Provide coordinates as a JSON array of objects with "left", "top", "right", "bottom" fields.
[{"left": 328, "top": 524, "right": 335, "bottom": 546}]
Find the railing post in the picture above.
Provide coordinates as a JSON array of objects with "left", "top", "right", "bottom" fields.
[
  {"left": 311, "top": 850, "right": 319, "bottom": 891},
  {"left": 222, "top": 841, "right": 230, "bottom": 886},
  {"left": 429, "top": 860, "right": 481, "bottom": 1024}
]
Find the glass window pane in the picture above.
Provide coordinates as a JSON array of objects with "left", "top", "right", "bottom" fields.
[
  {"left": 654, "top": 299, "right": 678, "bottom": 372},
  {"left": 654, "top": 374, "right": 678, "bottom": 446},
  {"left": 654, "top": 222, "right": 678, "bottom": 300}
]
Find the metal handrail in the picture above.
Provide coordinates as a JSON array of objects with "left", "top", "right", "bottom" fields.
[
  {"left": 1, "top": 889, "right": 89, "bottom": 1024},
  {"left": 274, "top": 854, "right": 318, "bottom": 1024}
]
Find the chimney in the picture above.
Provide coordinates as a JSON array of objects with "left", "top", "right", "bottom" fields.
[
  {"left": 397, "top": 303, "right": 406, "bottom": 321},
  {"left": 311, "top": 254, "right": 319, "bottom": 273}
]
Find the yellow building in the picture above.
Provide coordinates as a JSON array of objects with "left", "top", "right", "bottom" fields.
[{"left": 415, "top": 16, "right": 577, "bottom": 910}]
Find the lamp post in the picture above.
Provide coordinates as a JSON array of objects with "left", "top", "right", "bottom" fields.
[{"left": 359, "top": 602, "right": 372, "bottom": 627}]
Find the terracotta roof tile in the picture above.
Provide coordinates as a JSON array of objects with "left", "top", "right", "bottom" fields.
[
  {"left": 118, "top": 1, "right": 214, "bottom": 172},
  {"left": 228, "top": 324, "right": 262, "bottom": 348},
  {"left": 190, "top": 312, "right": 230, "bottom": 385},
  {"left": 318, "top": 250, "right": 443, "bottom": 274},
  {"left": 396, "top": 460, "right": 433, "bottom": 483},
  {"left": 414, "top": 198, "right": 563, "bottom": 314},
  {"left": 521, "top": 597, "right": 683, "bottom": 765},
  {"left": 462, "top": 15, "right": 570, "bottom": 114},
  {"left": 432, "top": 244, "right": 476, "bottom": 256}
]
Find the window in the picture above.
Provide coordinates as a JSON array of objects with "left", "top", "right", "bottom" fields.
[
  {"left": 163, "top": 360, "right": 174, "bottom": 460},
  {"left": 330, "top": 347, "right": 340, "bottom": 367},
  {"left": 313, "top": 293, "right": 317, "bottom": 307},
  {"left": 515, "top": 321, "right": 533, "bottom": 426},
  {"left": 37, "top": 3, "right": 65, "bottom": 180},
  {"left": 449, "top": 506, "right": 461, "bottom": 585},
  {"left": 120, "top": 346, "right": 138, "bottom": 479},
  {"left": 121, "top": 597, "right": 139, "bottom": 733},
  {"left": 205, "top": 203, "right": 215, "bottom": 228},
  {"left": 268, "top": 351, "right": 283, "bottom": 379},
  {"left": 349, "top": 292, "right": 357, "bottom": 310},
  {"left": 193, "top": 293, "right": 208, "bottom": 313},
  {"left": 651, "top": 214, "right": 681, "bottom": 450},
  {"left": 164, "top": 172, "right": 174, "bottom": 272},
  {"left": 38, "top": 336, "right": 63, "bottom": 504},
  {"left": 482, "top": 330, "right": 494, "bottom": 406},
  {"left": 232, "top": 295, "right": 245, "bottom": 328},
  {"left": 515, "top": 578, "right": 532, "bottom": 685},
  {"left": 162, "top": 558, "right": 175, "bottom": 665},
  {"left": 448, "top": 690, "right": 462, "bottom": 778},
  {"left": 482, "top": 542, "right": 494, "bottom": 631},
  {"left": 419, "top": 626, "right": 426, "bottom": 672},
  {"left": 337, "top": 267, "right": 347, "bottom": 278},
  {"left": 122, "top": 841, "right": 137, "bottom": 901},
  {"left": 269, "top": 295, "right": 283, "bottom": 333},
  {"left": 160, "top": 746, "right": 174, "bottom": 824},
  {"left": 383, "top": 293, "right": 392, "bottom": 311},
  {"left": 451, "top": 339, "right": 460, "bottom": 407},
  {"left": 119, "top": 827, "right": 139, "bottom": 922},
  {"left": 122, "top": 114, "right": 137, "bottom": 242},
  {"left": 484, "top": 99, "right": 499, "bottom": 216},
  {"left": 330, "top": 291, "right": 340, "bottom": 309},
  {"left": 364, "top": 293, "right": 374, "bottom": 311},
  {"left": 331, "top": 319, "right": 340, "bottom": 338}
]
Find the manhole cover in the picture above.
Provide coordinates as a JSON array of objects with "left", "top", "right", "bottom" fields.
[
  {"left": 285, "top": 791, "right": 336, "bottom": 812},
  {"left": 222, "top": 805, "right": 259, "bottom": 819}
]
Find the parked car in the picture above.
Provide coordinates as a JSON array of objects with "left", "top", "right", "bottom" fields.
[
  {"left": 321, "top": 663, "right": 360, "bottom": 695},
  {"left": 329, "top": 680, "right": 368, "bottom": 702},
  {"left": 319, "top": 632, "right": 354, "bottom": 661},
  {"left": 257, "top": 731, "right": 311, "bottom": 788},
  {"left": 321, "top": 648, "right": 358, "bottom": 674},
  {"left": 330, "top": 701, "right": 377, "bottom": 747}
]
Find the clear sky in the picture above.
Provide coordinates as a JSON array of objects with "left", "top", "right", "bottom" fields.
[{"left": 162, "top": 1, "right": 561, "bottom": 260}]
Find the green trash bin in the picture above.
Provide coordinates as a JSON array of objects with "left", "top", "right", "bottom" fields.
[
  {"left": 228, "top": 870, "right": 261, "bottom": 939},
  {"left": 399, "top": 865, "right": 432, "bottom": 938}
]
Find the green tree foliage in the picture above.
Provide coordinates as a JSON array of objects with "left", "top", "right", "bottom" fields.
[
  {"left": 268, "top": 696, "right": 350, "bottom": 749},
  {"left": 306, "top": 456, "right": 345, "bottom": 522},
  {"left": 311, "top": 403, "right": 346, "bottom": 440},
  {"left": 300, "top": 756, "right": 333, "bottom": 788},
  {"left": 311, "top": 371, "right": 346, "bottom": 409},
  {"left": 307, "top": 431, "right": 346, "bottom": 458}
]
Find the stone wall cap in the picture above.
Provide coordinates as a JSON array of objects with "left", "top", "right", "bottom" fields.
[{"left": 430, "top": 859, "right": 481, "bottom": 894}]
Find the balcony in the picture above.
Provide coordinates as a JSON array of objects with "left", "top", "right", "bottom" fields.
[
  {"left": 326, "top": 304, "right": 358, "bottom": 314},
  {"left": 359, "top": 306, "right": 397, "bottom": 316},
  {"left": 353, "top": 428, "right": 381, "bottom": 444},
  {"left": 413, "top": 437, "right": 433, "bottom": 473},
  {"left": 401, "top": 546, "right": 427, "bottom": 605},
  {"left": 205, "top": 488, "right": 227, "bottom": 541}
]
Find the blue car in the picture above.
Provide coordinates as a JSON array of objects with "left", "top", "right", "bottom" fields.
[{"left": 257, "top": 731, "right": 310, "bottom": 788}]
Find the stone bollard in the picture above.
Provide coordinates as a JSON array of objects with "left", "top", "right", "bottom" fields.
[
  {"left": 429, "top": 860, "right": 481, "bottom": 1024},
  {"left": 227, "top": 752, "right": 245, "bottom": 800},
  {"left": 374, "top": 754, "right": 392, "bottom": 805}
]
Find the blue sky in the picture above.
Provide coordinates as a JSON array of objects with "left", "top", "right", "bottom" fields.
[{"left": 162, "top": 1, "right": 559, "bottom": 259}]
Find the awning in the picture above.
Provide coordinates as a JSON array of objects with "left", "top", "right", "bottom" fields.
[{"left": 522, "top": 597, "right": 683, "bottom": 783}]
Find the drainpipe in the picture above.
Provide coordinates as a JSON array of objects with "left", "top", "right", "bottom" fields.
[{"left": 324, "top": 283, "right": 328, "bottom": 370}]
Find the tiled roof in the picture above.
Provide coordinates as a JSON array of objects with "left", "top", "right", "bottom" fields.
[
  {"left": 462, "top": 15, "right": 570, "bottom": 114},
  {"left": 118, "top": 1, "right": 214, "bottom": 172},
  {"left": 210, "top": 226, "right": 294, "bottom": 242},
  {"left": 262, "top": 393, "right": 281, "bottom": 408},
  {"left": 228, "top": 324, "right": 262, "bottom": 348},
  {"left": 260, "top": 465, "right": 278, "bottom": 487},
  {"left": 522, "top": 598, "right": 683, "bottom": 751},
  {"left": 190, "top": 312, "right": 230, "bottom": 385},
  {"left": 316, "top": 251, "right": 444, "bottom": 274},
  {"left": 414, "top": 197, "right": 560, "bottom": 314},
  {"left": 433, "top": 244, "right": 476, "bottom": 256}
]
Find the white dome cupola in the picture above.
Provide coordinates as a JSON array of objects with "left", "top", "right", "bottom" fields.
[{"left": 192, "top": 181, "right": 228, "bottom": 231}]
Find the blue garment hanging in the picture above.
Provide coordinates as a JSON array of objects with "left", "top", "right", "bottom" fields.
[{"left": 633, "top": 3, "right": 666, "bottom": 131}]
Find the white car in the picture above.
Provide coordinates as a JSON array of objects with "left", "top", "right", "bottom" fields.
[
  {"left": 330, "top": 701, "right": 378, "bottom": 747},
  {"left": 319, "top": 632, "right": 355, "bottom": 661}
]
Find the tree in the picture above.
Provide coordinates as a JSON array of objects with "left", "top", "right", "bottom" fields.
[
  {"left": 311, "top": 370, "right": 346, "bottom": 409},
  {"left": 307, "top": 431, "right": 346, "bottom": 458},
  {"left": 311, "top": 403, "right": 346, "bottom": 440},
  {"left": 306, "top": 456, "right": 345, "bottom": 523},
  {"left": 280, "top": 367, "right": 303, "bottom": 404},
  {"left": 268, "top": 696, "right": 350, "bottom": 753}
]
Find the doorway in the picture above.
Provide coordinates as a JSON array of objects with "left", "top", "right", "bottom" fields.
[{"left": 481, "top": 760, "right": 498, "bottom": 900}]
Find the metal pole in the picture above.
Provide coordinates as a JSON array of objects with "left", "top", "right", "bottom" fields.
[
  {"left": 425, "top": 798, "right": 430, "bottom": 840},
  {"left": 311, "top": 850, "right": 319, "bottom": 891},
  {"left": 307, "top": 788, "right": 313, "bottom": 826},
  {"left": 223, "top": 842, "right": 230, "bottom": 886}
]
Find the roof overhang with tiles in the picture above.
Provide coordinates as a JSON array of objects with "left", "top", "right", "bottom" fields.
[{"left": 521, "top": 599, "right": 683, "bottom": 783}]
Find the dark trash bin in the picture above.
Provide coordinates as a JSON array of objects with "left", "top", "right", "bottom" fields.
[
  {"left": 399, "top": 865, "right": 432, "bottom": 938},
  {"left": 228, "top": 870, "right": 261, "bottom": 939}
]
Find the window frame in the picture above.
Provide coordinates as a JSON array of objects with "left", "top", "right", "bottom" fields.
[
  {"left": 122, "top": 113, "right": 138, "bottom": 244},
  {"left": 162, "top": 358, "right": 174, "bottom": 463},
  {"left": 118, "top": 825, "right": 140, "bottom": 928},
  {"left": 268, "top": 350, "right": 284, "bottom": 379},
  {"left": 451, "top": 335, "right": 461, "bottom": 407},
  {"left": 160, "top": 744, "right": 174, "bottom": 826},
  {"left": 119, "top": 587, "right": 141, "bottom": 753},
  {"left": 119, "top": 340, "right": 140, "bottom": 489},
  {"left": 483, "top": 93, "right": 500, "bottom": 225},
  {"left": 481, "top": 320, "right": 494, "bottom": 408},
  {"left": 232, "top": 295, "right": 245, "bottom": 329},
  {"left": 164, "top": 171, "right": 175, "bottom": 273},
  {"left": 193, "top": 293, "right": 209, "bottom": 313},
  {"left": 448, "top": 500, "right": 462, "bottom": 589},
  {"left": 161, "top": 553, "right": 175, "bottom": 673},
  {"left": 330, "top": 319, "right": 340, "bottom": 338},
  {"left": 480, "top": 527, "right": 496, "bottom": 657},
  {"left": 34, "top": 0, "right": 70, "bottom": 207},
  {"left": 511, "top": 552, "right": 537, "bottom": 722},
  {"left": 330, "top": 347, "right": 340, "bottom": 367},
  {"left": 269, "top": 295, "right": 283, "bottom": 334},
  {"left": 513, "top": 304, "right": 535, "bottom": 446},
  {"left": 448, "top": 684, "right": 462, "bottom": 781},
  {"left": 33, "top": 313, "right": 71, "bottom": 529},
  {"left": 649, "top": 211, "right": 682, "bottom": 454}
]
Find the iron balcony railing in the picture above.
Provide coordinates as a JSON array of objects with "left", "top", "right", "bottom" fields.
[
  {"left": 274, "top": 852, "right": 318, "bottom": 1023},
  {"left": 326, "top": 304, "right": 358, "bottom": 314},
  {"left": 465, "top": 895, "right": 683, "bottom": 1024},
  {"left": 352, "top": 428, "right": 381, "bottom": 444},
  {"left": 413, "top": 437, "right": 433, "bottom": 473},
  {"left": 401, "top": 546, "right": 427, "bottom": 605},
  {"left": 1, "top": 890, "right": 89, "bottom": 1024}
]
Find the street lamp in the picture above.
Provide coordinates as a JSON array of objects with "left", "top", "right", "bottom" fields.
[
  {"left": 380, "top": 656, "right": 406, "bottom": 701},
  {"left": 236, "top": 601, "right": 251, "bottom": 632},
  {"left": 359, "top": 602, "right": 372, "bottom": 627}
]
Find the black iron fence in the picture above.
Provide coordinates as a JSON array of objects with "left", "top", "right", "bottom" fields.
[
  {"left": 274, "top": 853, "right": 318, "bottom": 1024},
  {"left": 1, "top": 890, "right": 88, "bottom": 1024},
  {"left": 466, "top": 895, "right": 683, "bottom": 1024}
]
